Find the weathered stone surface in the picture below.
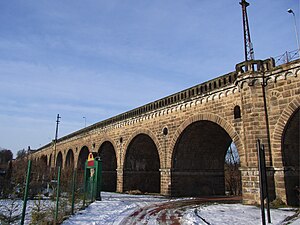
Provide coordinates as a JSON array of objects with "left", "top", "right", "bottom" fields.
[{"left": 30, "top": 59, "right": 300, "bottom": 206}]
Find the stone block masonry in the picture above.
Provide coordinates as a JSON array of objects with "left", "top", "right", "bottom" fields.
[{"left": 31, "top": 58, "right": 300, "bottom": 206}]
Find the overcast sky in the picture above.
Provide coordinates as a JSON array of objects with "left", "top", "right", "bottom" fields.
[{"left": 0, "top": 0, "right": 298, "bottom": 156}]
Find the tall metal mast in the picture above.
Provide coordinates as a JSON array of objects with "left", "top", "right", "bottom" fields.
[
  {"left": 53, "top": 114, "right": 61, "bottom": 166},
  {"left": 240, "top": 0, "right": 254, "bottom": 61}
]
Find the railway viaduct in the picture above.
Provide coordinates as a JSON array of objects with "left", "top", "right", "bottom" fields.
[{"left": 32, "top": 58, "right": 299, "bottom": 206}]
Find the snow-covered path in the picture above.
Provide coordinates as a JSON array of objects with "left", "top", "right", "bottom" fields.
[
  {"left": 62, "top": 192, "right": 300, "bottom": 225},
  {"left": 62, "top": 192, "right": 166, "bottom": 225}
]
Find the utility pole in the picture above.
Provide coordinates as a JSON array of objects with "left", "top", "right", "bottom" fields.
[
  {"left": 53, "top": 114, "right": 61, "bottom": 167},
  {"left": 240, "top": 0, "right": 254, "bottom": 61}
]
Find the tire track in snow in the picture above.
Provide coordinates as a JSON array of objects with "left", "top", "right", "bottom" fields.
[{"left": 119, "top": 196, "right": 240, "bottom": 225}]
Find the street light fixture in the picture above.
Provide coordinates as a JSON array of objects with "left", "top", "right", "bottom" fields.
[
  {"left": 287, "top": 8, "right": 300, "bottom": 54},
  {"left": 83, "top": 116, "right": 86, "bottom": 128}
]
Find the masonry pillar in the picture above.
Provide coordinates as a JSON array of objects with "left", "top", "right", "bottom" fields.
[
  {"left": 236, "top": 59, "right": 276, "bottom": 204},
  {"left": 160, "top": 168, "right": 171, "bottom": 195},
  {"left": 273, "top": 168, "right": 286, "bottom": 203},
  {"left": 240, "top": 167, "right": 260, "bottom": 204},
  {"left": 116, "top": 169, "right": 123, "bottom": 193}
]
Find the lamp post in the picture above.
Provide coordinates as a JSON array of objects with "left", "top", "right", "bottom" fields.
[
  {"left": 287, "top": 8, "right": 300, "bottom": 54},
  {"left": 83, "top": 116, "right": 86, "bottom": 128}
]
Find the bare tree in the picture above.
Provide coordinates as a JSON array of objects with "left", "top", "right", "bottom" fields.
[{"left": 224, "top": 143, "right": 242, "bottom": 196}]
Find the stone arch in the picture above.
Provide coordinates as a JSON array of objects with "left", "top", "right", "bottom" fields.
[
  {"left": 123, "top": 128, "right": 163, "bottom": 168},
  {"left": 268, "top": 90, "right": 282, "bottom": 107},
  {"left": 77, "top": 146, "right": 89, "bottom": 170},
  {"left": 65, "top": 149, "right": 74, "bottom": 169},
  {"left": 171, "top": 119, "right": 239, "bottom": 196},
  {"left": 49, "top": 154, "right": 52, "bottom": 167},
  {"left": 41, "top": 155, "right": 47, "bottom": 165},
  {"left": 38, "top": 155, "right": 48, "bottom": 173},
  {"left": 284, "top": 71, "right": 295, "bottom": 79},
  {"left": 97, "top": 137, "right": 118, "bottom": 166},
  {"left": 272, "top": 96, "right": 300, "bottom": 150},
  {"left": 281, "top": 107, "right": 299, "bottom": 206},
  {"left": 56, "top": 151, "right": 63, "bottom": 168},
  {"left": 98, "top": 141, "right": 117, "bottom": 192},
  {"left": 123, "top": 131, "right": 161, "bottom": 193},
  {"left": 169, "top": 113, "right": 244, "bottom": 168},
  {"left": 272, "top": 96, "right": 300, "bottom": 206},
  {"left": 295, "top": 68, "right": 300, "bottom": 76}
]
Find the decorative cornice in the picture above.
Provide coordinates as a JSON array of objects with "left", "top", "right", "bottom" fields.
[{"left": 38, "top": 58, "right": 300, "bottom": 151}]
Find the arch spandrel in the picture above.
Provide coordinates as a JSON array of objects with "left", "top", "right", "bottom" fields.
[{"left": 168, "top": 113, "right": 244, "bottom": 168}]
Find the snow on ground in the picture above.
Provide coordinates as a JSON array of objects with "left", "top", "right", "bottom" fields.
[
  {"left": 0, "top": 198, "right": 54, "bottom": 225},
  {"left": 1, "top": 192, "right": 299, "bottom": 224},
  {"left": 181, "top": 204, "right": 299, "bottom": 225},
  {"left": 0, "top": 197, "right": 81, "bottom": 224},
  {"left": 62, "top": 192, "right": 167, "bottom": 225},
  {"left": 62, "top": 192, "right": 300, "bottom": 225}
]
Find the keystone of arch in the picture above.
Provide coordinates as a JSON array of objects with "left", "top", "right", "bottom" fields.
[{"left": 168, "top": 113, "right": 245, "bottom": 168}]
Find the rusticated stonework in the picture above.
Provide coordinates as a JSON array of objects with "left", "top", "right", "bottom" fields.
[{"left": 31, "top": 58, "right": 300, "bottom": 206}]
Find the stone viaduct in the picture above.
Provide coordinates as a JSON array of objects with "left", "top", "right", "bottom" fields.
[{"left": 32, "top": 58, "right": 299, "bottom": 206}]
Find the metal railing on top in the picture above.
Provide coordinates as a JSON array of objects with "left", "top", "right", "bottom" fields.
[{"left": 274, "top": 49, "right": 300, "bottom": 66}]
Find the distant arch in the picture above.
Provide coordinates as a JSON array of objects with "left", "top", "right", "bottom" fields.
[
  {"left": 49, "top": 154, "right": 52, "bottom": 167},
  {"left": 65, "top": 149, "right": 74, "bottom": 169},
  {"left": 41, "top": 155, "right": 47, "bottom": 165},
  {"left": 56, "top": 152, "right": 63, "bottom": 168},
  {"left": 98, "top": 141, "right": 117, "bottom": 192},
  {"left": 77, "top": 146, "right": 89, "bottom": 170}
]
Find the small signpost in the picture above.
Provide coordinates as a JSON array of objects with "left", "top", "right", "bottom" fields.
[
  {"left": 257, "top": 139, "right": 271, "bottom": 225},
  {"left": 83, "top": 152, "right": 102, "bottom": 206}
]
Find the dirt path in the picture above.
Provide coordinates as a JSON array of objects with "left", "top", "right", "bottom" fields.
[{"left": 119, "top": 196, "right": 241, "bottom": 225}]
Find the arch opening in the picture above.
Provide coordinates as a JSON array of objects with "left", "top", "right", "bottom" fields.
[
  {"left": 123, "top": 134, "right": 160, "bottom": 193},
  {"left": 77, "top": 146, "right": 89, "bottom": 170},
  {"left": 172, "top": 120, "right": 241, "bottom": 197},
  {"left": 41, "top": 155, "right": 47, "bottom": 166},
  {"left": 76, "top": 146, "right": 89, "bottom": 187},
  {"left": 56, "top": 152, "right": 63, "bottom": 168},
  {"left": 224, "top": 142, "right": 242, "bottom": 196},
  {"left": 98, "top": 141, "right": 117, "bottom": 192},
  {"left": 65, "top": 149, "right": 74, "bottom": 169},
  {"left": 282, "top": 108, "right": 299, "bottom": 206}
]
